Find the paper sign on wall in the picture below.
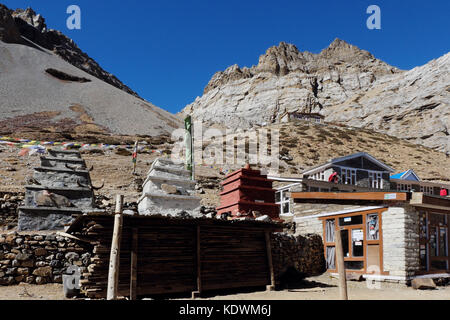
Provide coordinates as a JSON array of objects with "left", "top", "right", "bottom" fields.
[
  {"left": 352, "top": 230, "right": 364, "bottom": 241},
  {"left": 384, "top": 193, "right": 397, "bottom": 200}
]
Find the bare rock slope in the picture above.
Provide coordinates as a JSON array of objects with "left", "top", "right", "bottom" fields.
[
  {"left": 182, "top": 40, "right": 449, "bottom": 153},
  {"left": 4, "top": 5, "right": 139, "bottom": 98},
  {"left": 0, "top": 4, "right": 182, "bottom": 136}
]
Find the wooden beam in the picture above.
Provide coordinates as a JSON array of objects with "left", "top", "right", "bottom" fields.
[
  {"left": 130, "top": 227, "right": 138, "bottom": 300},
  {"left": 107, "top": 194, "right": 124, "bottom": 300},
  {"left": 265, "top": 231, "right": 276, "bottom": 291},
  {"left": 291, "top": 192, "right": 407, "bottom": 202},
  {"left": 410, "top": 192, "right": 450, "bottom": 212},
  {"left": 335, "top": 228, "right": 348, "bottom": 300}
]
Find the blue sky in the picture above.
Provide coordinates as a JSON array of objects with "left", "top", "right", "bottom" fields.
[{"left": 3, "top": 0, "right": 449, "bottom": 113}]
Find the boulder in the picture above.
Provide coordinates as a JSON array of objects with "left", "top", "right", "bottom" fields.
[
  {"left": 32, "top": 266, "right": 52, "bottom": 277},
  {"left": 161, "top": 184, "right": 180, "bottom": 195},
  {"left": 411, "top": 278, "right": 436, "bottom": 290}
]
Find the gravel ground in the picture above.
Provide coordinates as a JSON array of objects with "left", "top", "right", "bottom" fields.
[
  {"left": 1, "top": 274, "right": 449, "bottom": 300},
  {"left": 0, "top": 41, "right": 181, "bottom": 136}
]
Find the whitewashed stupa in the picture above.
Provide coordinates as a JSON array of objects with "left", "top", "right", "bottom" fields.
[{"left": 137, "top": 158, "right": 202, "bottom": 217}]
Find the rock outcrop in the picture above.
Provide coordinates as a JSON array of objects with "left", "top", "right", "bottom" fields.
[
  {"left": 0, "top": 4, "right": 21, "bottom": 43},
  {"left": 182, "top": 39, "right": 449, "bottom": 153}
]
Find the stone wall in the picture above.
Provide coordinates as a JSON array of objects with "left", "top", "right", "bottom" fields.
[
  {"left": 0, "top": 232, "right": 92, "bottom": 286},
  {"left": 294, "top": 216, "right": 323, "bottom": 236},
  {"left": 0, "top": 192, "right": 23, "bottom": 231},
  {"left": 271, "top": 232, "right": 326, "bottom": 282},
  {"left": 382, "top": 205, "right": 420, "bottom": 282}
]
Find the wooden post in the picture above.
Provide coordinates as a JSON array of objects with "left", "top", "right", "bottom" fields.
[
  {"left": 107, "top": 195, "right": 124, "bottom": 300},
  {"left": 335, "top": 228, "right": 348, "bottom": 300},
  {"left": 192, "top": 225, "right": 202, "bottom": 298},
  {"left": 130, "top": 227, "right": 138, "bottom": 300},
  {"left": 265, "top": 231, "right": 276, "bottom": 291}
]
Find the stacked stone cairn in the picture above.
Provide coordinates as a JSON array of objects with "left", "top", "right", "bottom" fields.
[
  {"left": 18, "top": 149, "right": 99, "bottom": 231},
  {"left": 137, "top": 158, "right": 202, "bottom": 217}
]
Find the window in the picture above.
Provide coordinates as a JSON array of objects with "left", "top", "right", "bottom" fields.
[
  {"left": 275, "top": 192, "right": 281, "bottom": 203},
  {"left": 369, "top": 171, "right": 383, "bottom": 189},
  {"left": 351, "top": 229, "right": 364, "bottom": 257},
  {"left": 311, "top": 172, "right": 325, "bottom": 181},
  {"left": 367, "top": 214, "right": 379, "bottom": 240},
  {"left": 322, "top": 211, "right": 383, "bottom": 273},
  {"left": 276, "top": 189, "right": 292, "bottom": 215},
  {"left": 419, "top": 212, "right": 450, "bottom": 272},
  {"left": 420, "top": 186, "right": 433, "bottom": 195},
  {"left": 398, "top": 183, "right": 412, "bottom": 192},
  {"left": 339, "top": 215, "right": 363, "bottom": 226},
  {"left": 325, "top": 219, "right": 336, "bottom": 269},
  {"left": 341, "top": 168, "right": 356, "bottom": 185}
]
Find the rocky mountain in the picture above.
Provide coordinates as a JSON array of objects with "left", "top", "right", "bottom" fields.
[
  {"left": 0, "top": 4, "right": 182, "bottom": 137},
  {"left": 0, "top": 5, "right": 139, "bottom": 98},
  {"left": 182, "top": 39, "right": 450, "bottom": 154}
]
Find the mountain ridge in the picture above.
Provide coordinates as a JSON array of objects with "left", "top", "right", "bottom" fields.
[
  {"left": 182, "top": 40, "right": 449, "bottom": 154},
  {"left": 0, "top": 4, "right": 182, "bottom": 137},
  {"left": 1, "top": 4, "right": 140, "bottom": 98}
]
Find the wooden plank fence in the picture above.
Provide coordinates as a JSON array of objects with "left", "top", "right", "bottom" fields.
[{"left": 68, "top": 215, "right": 282, "bottom": 299}]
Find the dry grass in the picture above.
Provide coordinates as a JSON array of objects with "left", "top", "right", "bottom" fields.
[{"left": 272, "top": 121, "right": 450, "bottom": 182}]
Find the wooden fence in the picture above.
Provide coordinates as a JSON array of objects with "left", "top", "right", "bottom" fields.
[{"left": 67, "top": 215, "right": 282, "bottom": 298}]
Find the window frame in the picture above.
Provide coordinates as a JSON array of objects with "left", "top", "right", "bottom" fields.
[
  {"left": 321, "top": 209, "right": 385, "bottom": 274},
  {"left": 368, "top": 170, "right": 383, "bottom": 189}
]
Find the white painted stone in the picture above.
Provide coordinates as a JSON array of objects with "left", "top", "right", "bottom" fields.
[{"left": 137, "top": 158, "right": 201, "bottom": 217}]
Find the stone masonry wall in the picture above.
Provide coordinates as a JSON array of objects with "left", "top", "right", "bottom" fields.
[
  {"left": 0, "top": 192, "right": 23, "bottom": 231},
  {"left": 294, "top": 216, "right": 323, "bottom": 236},
  {"left": 0, "top": 232, "right": 92, "bottom": 286},
  {"left": 271, "top": 232, "right": 326, "bottom": 282},
  {"left": 382, "top": 205, "right": 420, "bottom": 282}
]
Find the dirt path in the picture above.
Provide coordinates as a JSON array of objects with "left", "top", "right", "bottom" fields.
[
  {"left": 0, "top": 283, "right": 65, "bottom": 300},
  {"left": 1, "top": 275, "right": 449, "bottom": 300},
  {"left": 200, "top": 275, "right": 450, "bottom": 300}
]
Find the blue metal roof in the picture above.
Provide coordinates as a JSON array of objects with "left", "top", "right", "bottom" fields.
[
  {"left": 390, "top": 169, "right": 420, "bottom": 181},
  {"left": 390, "top": 171, "right": 408, "bottom": 179}
]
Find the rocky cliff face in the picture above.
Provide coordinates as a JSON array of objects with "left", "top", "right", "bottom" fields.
[
  {"left": 0, "top": 5, "right": 139, "bottom": 98},
  {"left": 183, "top": 39, "right": 449, "bottom": 154}
]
